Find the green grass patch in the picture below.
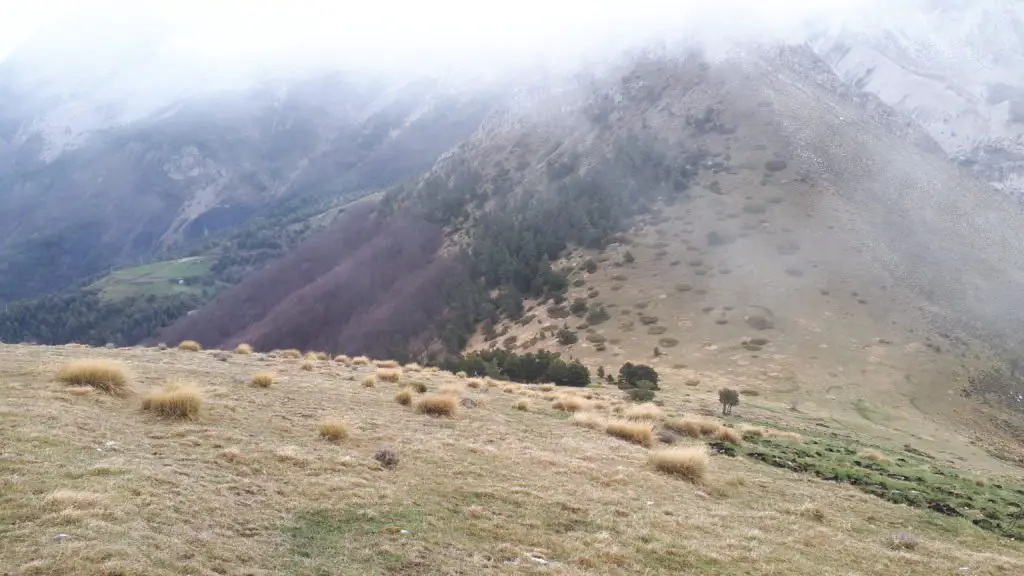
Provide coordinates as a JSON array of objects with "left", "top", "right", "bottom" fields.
[
  {"left": 741, "top": 436, "right": 1024, "bottom": 539},
  {"left": 90, "top": 257, "right": 215, "bottom": 300}
]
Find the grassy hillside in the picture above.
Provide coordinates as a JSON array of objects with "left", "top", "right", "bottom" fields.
[
  {"left": 2, "top": 343, "right": 1023, "bottom": 575},
  {"left": 89, "top": 257, "right": 215, "bottom": 301}
]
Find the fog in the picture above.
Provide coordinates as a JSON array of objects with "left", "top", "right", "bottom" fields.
[{"left": 0, "top": 0, "right": 938, "bottom": 94}]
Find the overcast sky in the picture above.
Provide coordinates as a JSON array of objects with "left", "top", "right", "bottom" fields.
[{"left": 0, "top": 0, "right": 913, "bottom": 77}]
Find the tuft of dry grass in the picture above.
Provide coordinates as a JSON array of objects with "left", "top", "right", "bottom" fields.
[
  {"left": 362, "top": 375, "right": 377, "bottom": 388},
  {"left": 570, "top": 412, "right": 607, "bottom": 430},
  {"left": 377, "top": 369, "right": 402, "bottom": 383},
  {"left": 502, "top": 385, "right": 519, "bottom": 393},
  {"left": 300, "top": 361, "right": 314, "bottom": 372},
  {"left": 403, "top": 381, "right": 428, "bottom": 393},
  {"left": 66, "top": 386, "right": 93, "bottom": 396},
  {"left": 141, "top": 382, "right": 202, "bottom": 420},
  {"left": 513, "top": 399, "right": 530, "bottom": 411},
  {"left": 768, "top": 430, "right": 805, "bottom": 443},
  {"left": 606, "top": 420, "right": 655, "bottom": 447},
  {"left": 333, "top": 354, "right": 351, "bottom": 364},
  {"left": 887, "top": 531, "right": 919, "bottom": 551},
  {"left": 857, "top": 449, "right": 891, "bottom": 463},
  {"left": 234, "top": 343, "right": 253, "bottom": 355},
  {"left": 663, "top": 418, "right": 704, "bottom": 438},
  {"left": 351, "top": 356, "right": 370, "bottom": 366},
  {"left": 714, "top": 426, "right": 743, "bottom": 444},
  {"left": 394, "top": 388, "right": 413, "bottom": 406},
  {"left": 56, "top": 360, "right": 131, "bottom": 396},
  {"left": 178, "top": 340, "right": 201, "bottom": 352},
  {"left": 649, "top": 445, "right": 710, "bottom": 483},
  {"left": 439, "top": 382, "right": 465, "bottom": 396},
  {"left": 625, "top": 402, "right": 665, "bottom": 421},
  {"left": 404, "top": 363, "right": 422, "bottom": 372},
  {"left": 415, "top": 394, "right": 458, "bottom": 418},
  {"left": 553, "top": 395, "right": 590, "bottom": 413},
  {"left": 251, "top": 373, "right": 274, "bottom": 388},
  {"left": 538, "top": 384, "right": 555, "bottom": 392},
  {"left": 281, "top": 349, "right": 302, "bottom": 359},
  {"left": 317, "top": 418, "right": 349, "bottom": 441},
  {"left": 739, "top": 424, "right": 765, "bottom": 439},
  {"left": 697, "top": 419, "right": 723, "bottom": 436},
  {"left": 797, "top": 503, "right": 826, "bottom": 523},
  {"left": 467, "top": 378, "right": 484, "bottom": 389},
  {"left": 377, "top": 359, "right": 400, "bottom": 369}
]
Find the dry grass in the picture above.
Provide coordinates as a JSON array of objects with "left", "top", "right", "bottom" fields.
[
  {"left": 362, "top": 375, "right": 376, "bottom": 388},
  {"left": 570, "top": 412, "right": 607, "bottom": 430},
  {"left": 56, "top": 359, "right": 131, "bottom": 396},
  {"left": 281, "top": 349, "right": 302, "bottom": 359},
  {"left": 553, "top": 395, "right": 590, "bottom": 413},
  {"left": 797, "top": 502, "right": 827, "bottom": 523},
  {"left": 334, "top": 354, "right": 351, "bottom": 364},
  {"left": 251, "top": 373, "right": 274, "bottom": 388},
  {"left": 606, "top": 420, "right": 655, "bottom": 447},
  {"left": 650, "top": 445, "right": 710, "bottom": 483},
  {"left": 502, "top": 385, "right": 519, "bottom": 393},
  {"left": 857, "top": 449, "right": 891, "bottom": 463},
  {"left": 394, "top": 388, "right": 413, "bottom": 406},
  {"left": 377, "top": 369, "right": 402, "bottom": 383},
  {"left": 739, "top": 424, "right": 766, "bottom": 439},
  {"left": 768, "top": 430, "right": 805, "bottom": 443},
  {"left": 376, "top": 359, "right": 400, "bottom": 369},
  {"left": 415, "top": 394, "right": 458, "bottom": 418},
  {"left": 317, "top": 418, "right": 349, "bottom": 441},
  {"left": 538, "top": 384, "right": 555, "bottom": 392},
  {"left": 351, "top": 356, "right": 370, "bottom": 366},
  {"left": 234, "top": 343, "right": 253, "bottom": 355},
  {"left": 714, "top": 426, "right": 743, "bottom": 444},
  {"left": 467, "top": 378, "right": 484, "bottom": 389},
  {"left": 141, "top": 382, "right": 202, "bottom": 420},
  {"left": 177, "top": 340, "right": 201, "bottom": 352},
  {"left": 664, "top": 418, "right": 705, "bottom": 438},
  {"left": 439, "top": 382, "right": 465, "bottom": 395},
  {"left": 625, "top": 402, "right": 665, "bottom": 421},
  {"left": 300, "top": 361, "right": 314, "bottom": 372},
  {"left": 66, "top": 386, "right": 93, "bottom": 396},
  {"left": 404, "top": 381, "right": 428, "bottom": 393},
  {"left": 514, "top": 399, "right": 530, "bottom": 411}
]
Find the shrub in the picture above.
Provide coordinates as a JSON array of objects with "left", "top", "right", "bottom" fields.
[
  {"left": 314, "top": 352, "right": 329, "bottom": 361},
  {"left": 650, "top": 446, "right": 709, "bottom": 483},
  {"left": 281, "top": 349, "right": 302, "bottom": 359},
  {"left": 394, "top": 388, "right": 413, "bottom": 406},
  {"left": 514, "top": 399, "right": 530, "bottom": 411},
  {"left": 719, "top": 388, "right": 740, "bottom": 415},
  {"left": 583, "top": 258, "right": 598, "bottom": 274},
  {"left": 570, "top": 298, "right": 589, "bottom": 317},
  {"left": 235, "top": 343, "right": 253, "bottom": 355},
  {"left": 557, "top": 328, "right": 579, "bottom": 346},
  {"left": 605, "top": 420, "right": 654, "bottom": 447},
  {"left": 714, "top": 426, "right": 743, "bottom": 444},
  {"left": 627, "top": 388, "right": 656, "bottom": 402},
  {"left": 619, "top": 363, "right": 659, "bottom": 388},
  {"left": 142, "top": 382, "right": 202, "bottom": 420},
  {"left": 586, "top": 306, "right": 610, "bottom": 326},
  {"left": 622, "top": 250, "right": 635, "bottom": 264},
  {"left": 362, "top": 376, "right": 376, "bottom": 388},
  {"left": 415, "top": 394, "right": 458, "bottom": 418},
  {"left": 252, "top": 373, "right": 274, "bottom": 388},
  {"left": 625, "top": 403, "right": 665, "bottom": 421},
  {"left": 377, "top": 369, "right": 402, "bottom": 383},
  {"left": 570, "top": 412, "right": 607, "bottom": 430},
  {"left": 440, "top": 349, "right": 590, "bottom": 387},
  {"left": 56, "top": 360, "right": 130, "bottom": 396},
  {"left": 318, "top": 419, "right": 349, "bottom": 441},
  {"left": 178, "top": 340, "right": 201, "bottom": 352}
]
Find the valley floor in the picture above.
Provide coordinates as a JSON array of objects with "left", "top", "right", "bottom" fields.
[{"left": 2, "top": 344, "right": 1023, "bottom": 575}]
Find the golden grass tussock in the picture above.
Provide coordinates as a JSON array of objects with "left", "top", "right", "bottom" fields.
[
  {"left": 625, "top": 402, "right": 665, "bottom": 421},
  {"left": 394, "top": 388, "right": 414, "bottom": 406},
  {"left": 43, "top": 489, "right": 105, "bottom": 510},
  {"left": 649, "top": 445, "right": 710, "bottom": 483},
  {"left": 403, "top": 380, "right": 428, "bottom": 393},
  {"left": 333, "top": 354, "right": 351, "bottom": 364},
  {"left": 739, "top": 424, "right": 765, "bottom": 439},
  {"left": 377, "top": 369, "right": 402, "bottom": 383},
  {"left": 234, "top": 343, "right": 253, "bottom": 355},
  {"left": 415, "top": 394, "right": 458, "bottom": 418},
  {"left": 251, "top": 373, "right": 274, "bottom": 388},
  {"left": 455, "top": 370, "right": 468, "bottom": 378},
  {"left": 714, "top": 426, "right": 743, "bottom": 444},
  {"left": 177, "top": 340, "right": 201, "bottom": 352},
  {"left": 857, "top": 449, "right": 891, "bottom": 463},
  {"left": 553, "top": 395, "right": 590, "bottom": 413},
  {"left": 317, "top": 418, "right": 349, "bottom": 441},
  {"left": 281, "top": 349, "right": 302, "bottom": 359},
  {"left": 768, "top": 430, "right": 805, "bottom": 443},
  {"left": 304, "top": 352, "right": 319, "bottom": 362},
  {"left": 362, "top": 375, "right": 376, "bottom": 388},
  {"left": 66, "top": 386, "right": 93, "bottom": 396},
  {"left": 663, "top": 418, "right": 704, "bottom": 438},
  {"left": 404, "top": 362, "right": 422, "bottom": 372},
  {"left": 376, "top": 359, "right": 400, "bottom": 369},
  {"left": 56, "top": 359, "right": 131, "bottom": 396},
  {"left": 570, "top": 411, "right": 607, "bottom": 430},
  {"left": 467, "top": 378, "right": 484, "bottom": 389},
  {"left": 141, "top": 382, "right": 202, "bottom": 420},
  {"left": 439, "top": 382, "right": 465, "bottom": 396},
  {"left": 351, "top": 356, "right": 370, "bottom": 366},
  {"left": 502, "top": 385, "right": 519, "bottom": 393},
  {"left": 605, "top": 420, "right": 655, "bottom": 447},
  {"left": 513, "top": 399, "right": 530, "bottom": 411},
  {"left": 538, "top": 384, "right": 555, "bottom": 392},
  {"left": 314, "top": 352, "right": 329, "bottom": 361},
  {"left": 300, "top": 361, "right": 314, "bottom": 372},
  {"left": 697, "top": 419, "right": 723, "bottom": 436}
]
